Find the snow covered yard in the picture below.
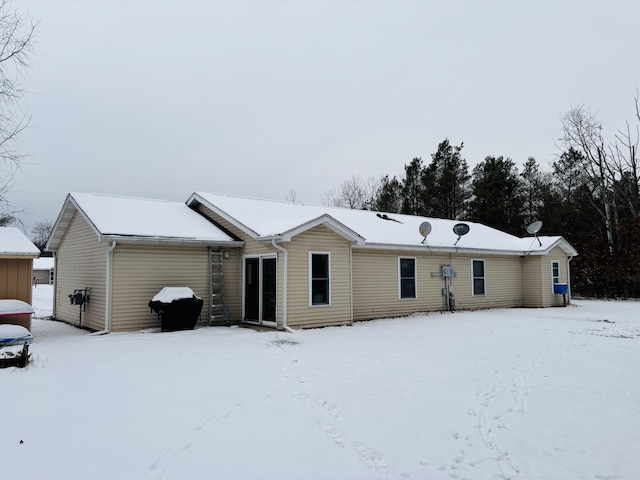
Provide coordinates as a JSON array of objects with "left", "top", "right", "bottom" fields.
[{"left": 2, "top": 295, "right": 639, "bottom": 480}]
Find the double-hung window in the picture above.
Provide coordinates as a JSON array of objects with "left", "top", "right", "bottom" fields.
[
  {"left": 551, "top": 261, "right": 560, "bottom": 290},
  {"left": 472, "top": 259, "right": 485, "bottom": 296},
  {"left": 399, "top": 257, "right": 416, "bottom": 299},
  {"left": 310, "top": 252, "right": 330, "bottom": 306}
]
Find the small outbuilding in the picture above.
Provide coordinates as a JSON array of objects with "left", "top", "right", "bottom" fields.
[
  {"left": 32, "top": 257, "right": 55, "bottom": 285},
  {"left": 0, "top": 227, "right": 40, "bottom": 330}
]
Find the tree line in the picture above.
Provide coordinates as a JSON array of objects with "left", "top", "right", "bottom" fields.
[{"left": 322, "top": 102, "right": 640, "bottom": 299}]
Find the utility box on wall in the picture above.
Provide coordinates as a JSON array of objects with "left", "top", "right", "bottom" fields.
[{"left": 441, "top": 265, "right": 454, "bottom": 277}]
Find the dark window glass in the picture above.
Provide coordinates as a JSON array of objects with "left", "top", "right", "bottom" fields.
[
  {"left": 400, "top": 258, "right": 416, "bottom": 299},
  {"left": 473, "top": 278, "right": 485, "bottom": 295},
  {"left": 311, "top": 254, "right": 329, "bottom": 305},
  {"left": 472, "top": 260, "right": 485, "bottom": 296}
]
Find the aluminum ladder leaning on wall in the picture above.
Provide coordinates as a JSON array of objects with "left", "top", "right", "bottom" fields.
[{"left": 208, "top": 248, "right": 229, "bottom": 326}]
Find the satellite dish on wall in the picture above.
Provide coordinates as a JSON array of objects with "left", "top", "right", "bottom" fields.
[
  {"left": 526, "top": 220, "right": 543, "bottom": 246},
  {"left": 453, "top": 223, "right": 470, "bottom": 246},
  {"left": 419, "top": 221, "right": 432, "bottom": 244}
]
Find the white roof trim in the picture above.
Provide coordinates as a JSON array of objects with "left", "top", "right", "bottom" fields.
[
  {"left": 98, "top": 234, "right": 244, "bottom": 247},
  {"left": 187, "top": 193, "right": 260, "bottom": 239},
  {"left": 277, "top": 214, "right": 365, "bottom": 244}
]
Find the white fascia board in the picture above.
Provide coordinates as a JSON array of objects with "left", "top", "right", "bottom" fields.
[
  {"left": 525, "top": 237, "right": 579, "bottom": 257},
  {"left": 187, "top": 193, "right": 260, "bottom": 239},
  {"left": 98, "top": 235, "right": 245, "bottom": 247},
  {"left": 551, "top": 238, "right": 579, "bottom": 257},
  {"left": 278, "top": 214, "right": 366, "bottom": 245},
  {"left": 46, "top": 194, "right": 102, "bottom": 251},
  {"left": 355, "top": 243, "right": 529, "bottom": 256}
]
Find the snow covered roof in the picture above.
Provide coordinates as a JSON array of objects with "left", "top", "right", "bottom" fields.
[
  {"left": 47, "top": 193, "right": 242, "bottom": 250},
  {"left": 0, "top": 227, "right": 40, "bottom": 257},
  {"left": 189, "top": 192, "right": 578, "bottom": 256},
  {"left": 33, "top": 257, "right": 55, "bottom": 270}
]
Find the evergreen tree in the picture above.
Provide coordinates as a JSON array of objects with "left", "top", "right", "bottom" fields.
[
  {"left": 421, "top": 139, "right": 470, "bottom": 219},
  {"left": 468, "top": 156, "right": 524, "bottom": 235},
  {"left": 401, "top": 157, "right": 425, "bottom": 215},
  {"left": 374, "top": 175, "right": 403, "bottom": 213},
  {"left": 520, "top": 157, "right": 550, "bottom": 226}
]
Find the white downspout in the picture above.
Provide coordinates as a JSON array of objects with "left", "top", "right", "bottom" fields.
[
  {"left": 271, "top": 238, "right": 293, "bottom": 333},
  {"left": 51, "top": 252, "right": 57, "bottom": 318},
  {"left": 92, "top": 240, "right": 116, "bottom": 335},
  {"left": 567, "top": 256, "right": 573, "bottom": 305}
]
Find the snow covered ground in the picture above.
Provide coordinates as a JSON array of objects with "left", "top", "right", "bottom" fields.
[{"left": 2, "top": 288, "right": 639, "bottom": 480}]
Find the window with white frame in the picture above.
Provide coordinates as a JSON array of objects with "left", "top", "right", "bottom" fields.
[
  {"left": 552, "top": 261, "right": 560, "bottom": 288},
  {"left": 309, "top": 252, "right": 330, "bottom": 306},
  {"left": 399, "top": 257, "right": 416, "bottom": 299},
  {"left": 472, "top": 259, "right": 485, "bottom": 296}
]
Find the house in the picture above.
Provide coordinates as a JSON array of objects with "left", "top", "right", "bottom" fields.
[
  {"left": 0, "top": 227, "right": 40, "bottom": 330},
  {"left": 32, "top": 257, "right": 55, "bottom": 285},
  {"left": 48, "top": 192, "right": 578, "bottom": 332}
]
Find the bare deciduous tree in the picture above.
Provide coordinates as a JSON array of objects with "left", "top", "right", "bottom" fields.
[
  {"left": 561, "top": 106, "right": 617, "bottom": 251},
  {"left": 0, "top": 1, "right": 37, "bottom": 218},
  {"left": 31, "top": 219, "right": 53, "bottom": 251},
  {"left": 611, "top": 93, "right": 640, "bottom": 218},
  {"left": 322, "top": 175, "right": 379, "bottom": 210},
  {"left": 285, "top": 188, "right": 297, "bottom": 203}
]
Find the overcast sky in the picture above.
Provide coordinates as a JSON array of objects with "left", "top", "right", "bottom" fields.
[{"left": 10, "top": 0, "right": 640, "bottom": 231}]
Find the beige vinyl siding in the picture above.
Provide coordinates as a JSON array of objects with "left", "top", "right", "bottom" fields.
[
  {"left": 353, "top": 250, "right": 524, "bottom": 319},
  {"left": 353, "top": 249, "right": 445, "bottom": 320},
  {"left": 111, "top": 244, "right": 210, "bottom": 331},
  {"left": 449, "top": 255, "right": 523, "bottom": 310},
  {"left": 285, "top": 225, "right": 351, "bottom": 328},
  {"left": 194, "top": 204, "right": 275, "bottom": 324},
  {"left": 54, "top": 212, "right": 108, "bottom": 330},
  {"left": 542, "top": 247, "right": 569, "bottom": 307},
  {"left": 522, "top": 255, "right": 544, "bottom": 307}
]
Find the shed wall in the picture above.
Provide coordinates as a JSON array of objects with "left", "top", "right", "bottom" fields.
[{"left": 0, "top": 257, "right": 34, "bottom": 329}]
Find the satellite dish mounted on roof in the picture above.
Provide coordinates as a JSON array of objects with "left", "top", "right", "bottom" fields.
[
  {"left": 453, "top": 223, "right": 470, "bottom": 246},
  {"left": 526, "top": 220, "right": 543, "bottom": 247},
  {"left": 419, "top": 221, "right": 432, "bottom": 244}
]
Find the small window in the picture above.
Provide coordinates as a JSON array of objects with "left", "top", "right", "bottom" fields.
[
  {"left": 399, "top": 257, "right": 416, "bottom": 299},
  {"left": 310, "top": 252, "right": 330, "bottom": 306},
  {"left": 552, "top": 261, "right": 560, "bottom": 288},
  {"left": 472, "top": 259, "right": 485, "bottom": 296}
]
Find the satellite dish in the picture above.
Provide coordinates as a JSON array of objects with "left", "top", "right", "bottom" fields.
[
  {"left": 526, "top": 220, "right": 543, "bottom": 246},
  {"left": 453, "top": 223, "right": 470, "bottom": 246},
  {"left": 419, "top": 221, "right": 432, "bottom": 244},
  {"left": 526, "top": 220, "right": 543, "bottom": 235}
]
